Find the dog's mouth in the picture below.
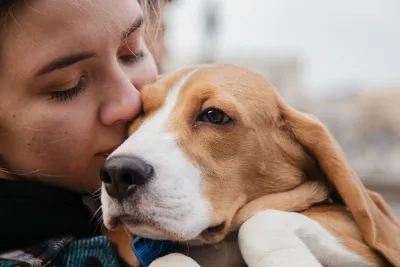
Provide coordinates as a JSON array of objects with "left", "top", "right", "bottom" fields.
[
  {"left": 198, "top": 222, "right": 229, "bottom": 244},
  {"left": 112, "top": 213, "right": 228, "bottom": 243},
  {"left": 201, "top": 222, "right": 226, "bottom": 236},
  {"left": 116, "top": 216, "right": 177, "bottom": 240}
]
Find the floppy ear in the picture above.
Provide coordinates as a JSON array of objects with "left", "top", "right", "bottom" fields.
[{"left": 278, "top": 97, "right": 400, "bottom": 266}]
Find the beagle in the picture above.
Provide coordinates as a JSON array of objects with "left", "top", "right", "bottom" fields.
[{"left": 100, "top": 64, "right": 400, "bottom": 267}]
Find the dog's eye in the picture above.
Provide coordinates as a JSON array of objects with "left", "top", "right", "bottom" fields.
[{"left": 198, "top": 108, "right": 233, "bottom": 125}]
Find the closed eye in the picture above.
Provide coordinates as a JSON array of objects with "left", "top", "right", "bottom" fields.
[
  {"left": 49, "top": 76, "right": 88, "bottom": 101},
  {"left": 120, "top": 50, "right": 145, "bottom": 64}
]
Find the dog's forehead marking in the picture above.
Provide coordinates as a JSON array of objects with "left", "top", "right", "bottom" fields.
[
  {"left": 142, "top": 69, "right": 198, "bottom": 136},
  {"left": 110, "top": 69, "right": 198, "bottom": 157},
  {"left": 161, "top": 70, "right": 198, "bottom": 123}
]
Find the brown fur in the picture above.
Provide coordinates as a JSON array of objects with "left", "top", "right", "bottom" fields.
[
  {"left": 302, "top": 206, "right": 391, "bottom": 266},
  {"left": 232, "top": 181, "right": 330, "bottom": 228},
  {"left": 105, "top": 64, "right": 400, "bottom": 266},
  {"left": 102, "top": 226, "right": 139, "bottom": 267}
]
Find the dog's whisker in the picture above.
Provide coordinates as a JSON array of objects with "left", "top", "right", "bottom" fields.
[
  {"left": 158, "top": 240, "right": 164, "bottom": 255},
  {"left": 90, "top": 188, "right": 102, "bottom": 200},
  {"left": 90, "top": 206, "right": 103, "bottom": 224},
  {"left": 89, "top": 195, "right": 100, "bottom": 201},
  {"left": 93, "top": 216, "right": 104, "bottom": 234},
  {"left": 184, "top": 241, "right": 190, "bottom": 255},
  {"left": 150, "top": 239, "right": 155, "bottom": 252},
  {"left": 93, "top": 187, "right": 102, "bottom": 194}
]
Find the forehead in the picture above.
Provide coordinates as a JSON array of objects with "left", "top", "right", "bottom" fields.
[{"left": 0, "top": 0, "right": 142, "bottom": 76}]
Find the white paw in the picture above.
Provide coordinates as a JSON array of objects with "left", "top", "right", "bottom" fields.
[
  {"left": 149, "top": 253, "right": 201, "bottom": 267},
  {"left": 238, "top": 210, "right": 323, "bottom": 267}
]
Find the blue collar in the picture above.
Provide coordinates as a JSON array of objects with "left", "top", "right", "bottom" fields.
[{"left": 130, "top": 237, "right": 178, "bottom": 267}]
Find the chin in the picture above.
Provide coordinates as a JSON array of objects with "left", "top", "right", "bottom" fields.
[{"left": 119, "top": 216, "right": 205, "bottom": 242}]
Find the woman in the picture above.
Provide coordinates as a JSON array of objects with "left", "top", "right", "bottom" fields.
[{"left": 0, "top": 0, "right": 167, "bottom": 266}]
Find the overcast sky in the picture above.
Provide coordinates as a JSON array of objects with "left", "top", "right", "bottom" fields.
[{"left": 165, "top": 0, "right": 400, "bottom": 96}]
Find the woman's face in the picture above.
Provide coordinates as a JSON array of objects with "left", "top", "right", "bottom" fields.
[{"left": 0, "top": 0, "right": 157, "bottom": 193}]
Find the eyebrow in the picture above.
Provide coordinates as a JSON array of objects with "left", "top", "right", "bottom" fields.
[
  {"left": 35, "top": 17, "right": 143, "bottom": 77},
  {"left": 35, "top": 52, "right": 96, "bottom": 76},
  {"left": 123, "top": 17, "right": 144, "bottom": 39}
]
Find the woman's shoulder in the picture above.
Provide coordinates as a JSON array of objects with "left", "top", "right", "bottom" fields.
[{"left": 0, "top": 235, "right": 128, "bottom": 267}]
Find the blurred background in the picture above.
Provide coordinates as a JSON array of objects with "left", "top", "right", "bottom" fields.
[{"left": 151, "top": 0, "right": 400, "bottom": 216}]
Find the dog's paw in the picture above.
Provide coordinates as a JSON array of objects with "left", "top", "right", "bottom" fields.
[{"left": 149, "top": 253, "right": 201, "bottom": 267}]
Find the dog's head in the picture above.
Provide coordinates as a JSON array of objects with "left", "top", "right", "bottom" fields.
[{"left": 100, "top": 64, "right": 400, "bottom": 264}]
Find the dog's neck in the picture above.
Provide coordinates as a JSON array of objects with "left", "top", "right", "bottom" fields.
[
  {"left": 132, "top": 230, "right": 245, "bottom": 267},
  {"left": 178, "top": 231, "right": 246, "bottom": 267}
]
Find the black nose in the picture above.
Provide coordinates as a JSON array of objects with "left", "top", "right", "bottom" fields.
[{"left": 100, "top": 156, "right": 154, "bottom": 200}]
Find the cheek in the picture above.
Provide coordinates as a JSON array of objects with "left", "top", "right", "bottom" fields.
[
  {"left": 12, "top": 105, "right": 96, "bottom": 162},
  {"left": 182, "top": 127, "right": 255, "bottom": 172},
  {"left": 181, "top": 129, "right": 259, "bottom": 213},
  {"left": 33, "top": 116, "right": 94, "bottom": 156}
]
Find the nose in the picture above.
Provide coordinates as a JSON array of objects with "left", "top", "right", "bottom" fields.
[
  {"left": 100, "top": 156, "right": 154, "bottom": 200},
  {"left": 99, "top": 78, "right": 142, "bottom": 126}
]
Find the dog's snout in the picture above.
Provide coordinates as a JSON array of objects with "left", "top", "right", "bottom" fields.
[{"left": 100, "top": 156, "right": 154, "bottom": 200}]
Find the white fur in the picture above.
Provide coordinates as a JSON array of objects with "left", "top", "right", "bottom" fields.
[
  {"left": 102, "top": 70, "right": 212, "bottom": 240},
  {"left": 238, "top": 210, "right": 370, "bottom": 267}
]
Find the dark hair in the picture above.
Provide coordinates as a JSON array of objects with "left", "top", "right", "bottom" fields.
[
  {"left": 0, "top": 1, "right": 16, "bottom": 14},
  {"left": 0, "top": 0, "right": 18, "bottom": 28},
  {"left": 0, "top": 0, "right": 15, "bottom": 10}
]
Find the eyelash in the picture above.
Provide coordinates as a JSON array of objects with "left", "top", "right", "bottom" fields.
[
  {"left": 120, "top": 50, "right": 145, "bottom": 64},
  {"left": 49, "top": 76, "right": 88, "bottom": 101}
]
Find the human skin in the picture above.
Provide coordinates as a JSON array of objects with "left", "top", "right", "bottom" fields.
[{"left": 0, "top": 0, "right": 158, "bottom": 193}]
